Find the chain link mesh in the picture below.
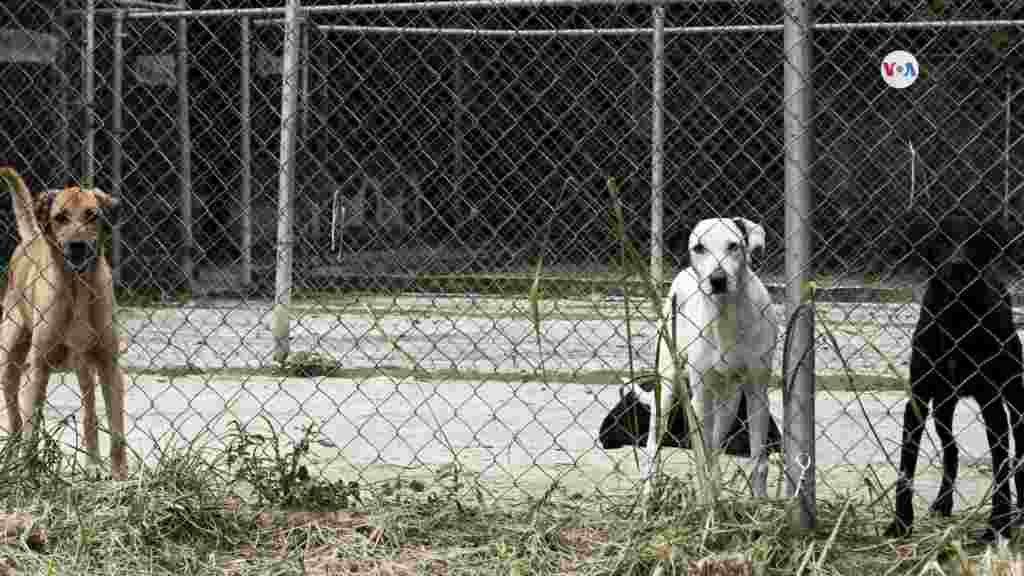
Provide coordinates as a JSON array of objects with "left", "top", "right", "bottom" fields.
[{"left": 1, "top": 0, "right": 1023, "bottom": 519}]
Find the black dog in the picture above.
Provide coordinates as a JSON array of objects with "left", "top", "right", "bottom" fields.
[
  {"left": 599, "top": 376, "right": 782, "bottom": 457},
  {"left": 886, "top": 211, "right": 1024, "bottom": 540}
]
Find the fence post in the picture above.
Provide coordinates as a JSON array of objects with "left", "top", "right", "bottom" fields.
[
  {"left": 176, "top": 0, "right": 194, "bottom": 294},
  {"left": 111, "top": 9, "right": 125, "bottom": 286},
  {"left": 301, "top": 23, "right": 310, "bottom": 134},
  {"left": 299, "top": 21, "right": 315, "bottom": 240},
  {"left": 452, "top": 19, "right": 465, "bottom": 209},
  {"left": 51, "top": 0, "right": 71, "bottom": 186},
  {"left": 83, "top": 0, "right": 96, "bottom": 186},
  {"left": 649, "top": 4, "right": 665, "bottom": 288},
  {"left": 312, "top": 24, "right": 330, "bottom": 252},
  {"left": 240, "top": 16, "right": 253, "bottom": 289},
  {"left": 272, "top": 0, "right": 303, "bottom": 362},
  {"left": 783, "top": 0, "right": 816, "bottom": 532}
]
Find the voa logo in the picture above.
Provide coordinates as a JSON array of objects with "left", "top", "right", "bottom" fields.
[{"left": 881, "top": 50, "right": 919, "bottom": 89}]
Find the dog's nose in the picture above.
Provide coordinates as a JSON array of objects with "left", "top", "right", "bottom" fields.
[
  {"left": 68, "top": 241, "right": 88, "bottom": 261},
  {"left": 64, "top": 240, "right": 97, "bottom": 273},
  {"left": 709, "top": 269, "right": 728, "bottom": 294}
]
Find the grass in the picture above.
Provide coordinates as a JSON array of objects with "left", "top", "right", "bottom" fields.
[
  {"left": 0, "top": 423, "right": 1020, "bottom": 576},
  {"left": 116, "top": 362, "right": 909, "bottom": 392}
]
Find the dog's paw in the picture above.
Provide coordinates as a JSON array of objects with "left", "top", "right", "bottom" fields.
[
  {"left": 981, "top": 509, "right": 1019, "bottom": 543},
  {"left": 111, "top": 464, "right": 128, "bottom": 482},
  {"left": 975, "top": 525, "right": 1011, "bottom": 544},
  {"left": 884, "top": 520, "right": 913, "bottom": 539},
  {"left": 930, "top": 494, "right": 954, "bottom": 517}
]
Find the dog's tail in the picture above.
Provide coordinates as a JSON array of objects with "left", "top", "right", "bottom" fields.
[{"left": 0, "top": 167, "right": 42, "bottom": 243}]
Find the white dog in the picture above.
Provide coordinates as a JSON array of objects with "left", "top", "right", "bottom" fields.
[{"left": 642, "top": 217, "right": 778, "bottom": 499}]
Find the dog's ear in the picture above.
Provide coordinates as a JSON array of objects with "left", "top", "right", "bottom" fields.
[
  {"left": 34, "top": 190, "right": 58, "bottom": 233},
  {"left": 90, "top": 189, "right": 120, "bottom": 226},
  {"left": 733, "top": 218, "right": 766, "bottom": 253}
]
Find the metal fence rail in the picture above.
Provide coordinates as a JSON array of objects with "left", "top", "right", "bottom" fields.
[{"left": 1, "top": 0, "right": 1023, "bottom": 537}]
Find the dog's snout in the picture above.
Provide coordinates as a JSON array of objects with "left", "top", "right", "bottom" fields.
[
  {"left": 63, "top": 240, "right": 97, "bottom": 273},
  {"left": 68, "top": 241, "right": 88, "bottom": 261},
  {"left": 709, "top": 269, "right": 728, "bottom": 294}
]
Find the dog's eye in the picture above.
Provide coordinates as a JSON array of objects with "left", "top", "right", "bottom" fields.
[
  {"left": 54, "top": 212, "right": 69, "bottom": 225},
  {"left": 85, "top": 210, "right": 97, "bottom": 223},
  {"left": 692, "top": 244, "right": 706, "bottom": 255},
  {"left": 727, "top": 242, "right": 741, "bottom": 252}
]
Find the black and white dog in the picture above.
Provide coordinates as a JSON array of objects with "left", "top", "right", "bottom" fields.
[{"left": 886, "top": 210, "right": 1024, "bottom": 540}]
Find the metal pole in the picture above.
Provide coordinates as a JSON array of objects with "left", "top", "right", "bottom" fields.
[
  {"left": 452, "top": 21, "right": 465, "bottom": 217},
  {"left": 177, "top": 0, "right": 194, "bottom": 293},
  {"left": 118, "top": 0, "right": 786, "bottom": 19},
  {"left": 783, "top": 0, "right": 816, "bottom": 532},
  {"left": 52, "top": 0, "right": 71, "bottom": 186},
  {"left": 908, "top": 140, "right": 916, "bottom": 210},
  {"left": 114, "top": 0, "right": 177, "bottom": 9},
  {"left": 83, "top": 0, "right": 96, "bottom": 186},
  {"left": 650, "top": 4, "right": 665, "bottom": 287},
  {"left": 300, "top": 21, "right": 315, "bottom": 241},
  {"left": 272, "top": 0, "right": 302, "bottom": 362},
  {"left": 129, "top": 0, "right": 1024, "bottom": 20},
  {"left": 300, "top": 23, "right": 310, "bottom": 142},
  {"left": 240, "top": 17, "right": 253, "bottom": 288},
  {"left": 307, "top": 19, "right": 1024, "bottom": 36},
  {"left": 313, "top": 23, "right": 332, "bottom": 252},
  {"left": 111, "top": 9, "right": 125, "bottom": 286}
]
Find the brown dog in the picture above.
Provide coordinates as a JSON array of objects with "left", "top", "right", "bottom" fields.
[{"left": 0, "top": 167, "right": 127, "bottom": 479}]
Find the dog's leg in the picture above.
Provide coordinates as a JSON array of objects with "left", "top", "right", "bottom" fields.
[
  {"left": 0, "top": 360, "right": 22, "bottom": 434},
  {"left": 1006, "top": 387, "right": 1024, "bottom": 516},
  {"left": 0, "top": 319, "right": 27, "bottom": 434},
  {"left": 744, "top": 367, "right": 772, "bottom": 498},
  {"left": 75, "top": 361, "right": 101, "bottom": 470},
  {"left": 886, "top": 394, "right": 930, "bottom": 537},
  {"left": 709, "top": 370, "right": 741, "bottom": 455},
  {"left": 997, "top": 354, "right": 1024, "bottom": 519},
  {"left": 699, "top": 368, "right": 725, "bottom": 492},
  {"left": 1010, "top": 403, "right": 1024, "bottom": 519},
  {"left": 929, "top": 396, "right": 958, "bottom": 517},
  {"left": 674, "top": 362, "right": 719, "bottom": 506},
  {"left": 18, "top": 345, "right": 54, "bottom": 446},
  {"left": 95, "top": 358, "right": 128, "bottom": 480},
  {"left": 980, "top": 397, "right": 1014, "bottom": 539}
]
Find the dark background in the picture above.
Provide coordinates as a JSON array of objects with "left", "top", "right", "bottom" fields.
[{"left": 2, "top": 0, "right": 1022, "bottom": 295}]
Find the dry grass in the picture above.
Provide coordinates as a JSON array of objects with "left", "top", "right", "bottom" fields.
[{"left": 0, "top": 426, "right": 1019, "bottom": 576}]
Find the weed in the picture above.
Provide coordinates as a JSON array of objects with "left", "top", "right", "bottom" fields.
[
  {"left": 0, "top": 418, "right": 69, "bottom": 497},
  {"left": 114, "top": 286, "right": 193, "bottom": 308},
  {"left": 223, "top": 416, "right": 359, "bottom": 510},
  {"left": 159, "top": 363, "right": 206, "bottom": 379},
  {"left": 273, "top": 351, "right": 340, "bottom": 378}
]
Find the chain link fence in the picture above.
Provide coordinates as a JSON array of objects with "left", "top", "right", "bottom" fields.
[{"left": 2, "top": 0, "right": 1023, "bottom": 526}]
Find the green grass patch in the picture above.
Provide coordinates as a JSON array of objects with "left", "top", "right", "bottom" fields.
[{"left": 119, "top": 365, "right": 906, "bottom": 393}]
